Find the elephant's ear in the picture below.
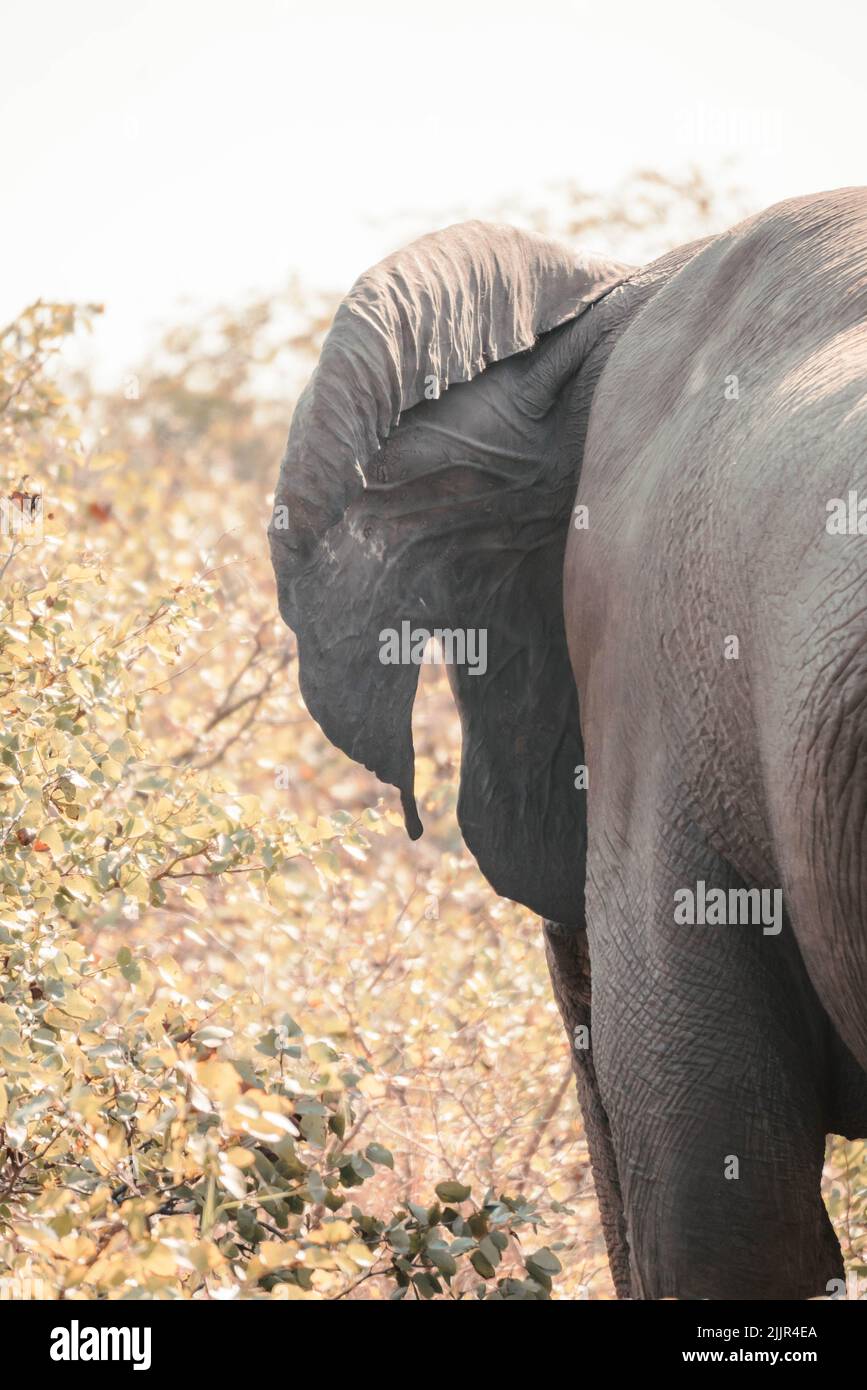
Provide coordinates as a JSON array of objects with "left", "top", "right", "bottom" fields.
[{"left": 269, "top": 221, "right": 629, "bottom": 922}]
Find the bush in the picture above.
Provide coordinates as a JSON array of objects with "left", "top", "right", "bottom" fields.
[{"left": 0, "top": 303, "right": 569, "bottom": 1298}]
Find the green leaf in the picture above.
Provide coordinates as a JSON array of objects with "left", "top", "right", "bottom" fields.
[
  {"left": 387, "top": 1224, "right": 411, "bottom": 1254},
  {"left": 365, "top": 1142, "right": 394, "bottom": 1169},
  {"left": 448, "top": 1238, "right": 475, "bottom": 1256},
  {"left": 470, "top": 1250, "right": 496, "bottom": 1280},
  {"left": 426, "top": 1243, "right": 457, "bottom": 1278},
  {"left": 479, "top": 1235, "right": 502, "bottom": 1268},
  {"left": 526, "top": 1247, "right": 562, "bottom": 1279},
  {"left": 435, "top": 1180, "right": 471, "bottom": 1204}
]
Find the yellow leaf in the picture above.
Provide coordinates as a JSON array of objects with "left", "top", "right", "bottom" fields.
[
  {"left": 38, "top": 826, "right": 64, "bottom": 856},
  {"left": 66, "top": 670, "right": 90, "bottom": 700},
  {"left": 156, "top": 955, "right": 186, "bottom": 992},
  {"left": 60, "top": 989, "right": 93, "bottom": 1021},
  {"left": 307, "top": 1220, "right": 354, "bottom": 1245},
  {"left": 63, "top": 875, "right": 93, "bottom": 900},
  {"left": 226, "top": 1146, "right": 254, "bottom": 1168},
  {"left": 124, "top": 873, "right": 150, "bottom": 905},
  {"left": 344, "top": 1242, "right": 374, "bottom": 1267},
  {"left": 183, "top": 822, "right": 214, "bottom": 840},
  {"left": 145, "top": 1243, "right": 177, "bottom": 1277},
  {"left": 228, "top": 795, "right": 260, "bottom": 827},
  {"left": 257, "top": 1240, "right": 299, "bottom": 1270},
  {"left": 195, "top": 1060, "right": 242, "bottom": 1104}
]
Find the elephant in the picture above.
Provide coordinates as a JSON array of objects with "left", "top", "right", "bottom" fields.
[{"left": 268, "top": 189, "right": 867, "bottom": 1299}]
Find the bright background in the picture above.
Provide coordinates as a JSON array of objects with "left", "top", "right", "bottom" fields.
[{"left": 3, "top": 0, "right": 865, "bottom": 378}]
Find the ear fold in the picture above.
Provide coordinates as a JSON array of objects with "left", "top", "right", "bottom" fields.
[{"left": 270, "top": 222, "right": 630, "bottom": 922}]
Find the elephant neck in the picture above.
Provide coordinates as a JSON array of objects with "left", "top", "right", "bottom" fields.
[
  {"left": 591, "top": 234, "right": 713, "bottom": 360},
  {"left": 557, "top": 236, "right": 712, "bottom": 490}
]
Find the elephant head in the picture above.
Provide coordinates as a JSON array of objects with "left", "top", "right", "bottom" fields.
[{"left": 268, "top": 222, "right": 630, "bottom": 923}]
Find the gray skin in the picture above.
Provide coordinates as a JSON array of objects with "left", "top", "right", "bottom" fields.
[{"left": 269, "top": 190, "right": 867, "bottom": 1299}]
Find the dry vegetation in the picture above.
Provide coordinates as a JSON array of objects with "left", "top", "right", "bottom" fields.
[{"left": 0, "top": 173, "right": 863, "bottom": 1299}]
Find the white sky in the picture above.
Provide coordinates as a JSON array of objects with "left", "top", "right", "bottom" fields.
[{"left": 3, "top": 0, "right": 865, "bottom": 379}]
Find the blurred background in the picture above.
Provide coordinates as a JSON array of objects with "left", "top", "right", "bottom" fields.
[
  {"left": 0, "top": 0, "right": 863, "bottom": 1300},
  {"left": 3, "top": 0, "right": 866, "bottom": 378}
]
